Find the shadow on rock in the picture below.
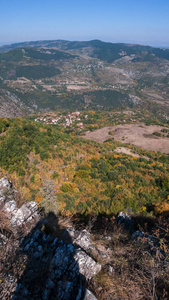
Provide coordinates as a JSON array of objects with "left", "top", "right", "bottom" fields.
[
  {"left": 12, "top": 212, "right": 86, "bottom": 300},
  {"left": 0, "top": 177, "right": 100, "bottom": 300}
]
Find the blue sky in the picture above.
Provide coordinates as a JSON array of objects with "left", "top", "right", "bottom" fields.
[{"left": 1, "top": 0, "right": 169, "bottom": 47}]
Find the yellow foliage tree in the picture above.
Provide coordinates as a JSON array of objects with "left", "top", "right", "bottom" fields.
[
  {"left": 35, "top": 194, "right": 43, "bottom": 203},
  {"left": 154, "top": 202, "right": 169, "bottom": 214}
]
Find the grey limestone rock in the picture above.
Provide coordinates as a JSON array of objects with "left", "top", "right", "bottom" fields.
[
  {"left": 0, "top": 177, "right": 100, "bottom": 300},
  {"left": 67, "top": 227, "right": 112, "bottom": 262},
  {"left": 0, "top": 177, "right": 40, "bottom": 234},
  {"left": 4, "top": 200, "right": 18, "bottom": 214},
  {"left": 10, "top": 201, "right": 40, "bottom": 228},
  {"left": 0, "top": 177, "right": 12, "bottom": 206},
  {"left": 75, "top": 249, "right": 102, "bottom": 280},
  {"left": 84, "top": 289, "right": 98, "bottom": 300},
  {"left": 67, "top": 228, "right": 95, "bottom": 255},
  {"left": 0, "top": 176, "right": 12, "bottom": 190},
  {"left": 73, "top": 230, "right": 93, "bottom": 251}
]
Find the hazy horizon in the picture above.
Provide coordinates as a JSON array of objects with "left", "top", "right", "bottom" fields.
[
  {"left": 0, "top": 38, "right": 169, "bottom": 49},
  {"left": 1, "top": 0, "right": 169, "bottom": 48}
]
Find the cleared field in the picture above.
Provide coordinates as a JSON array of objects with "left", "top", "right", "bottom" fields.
[{"left": 82, "top": 124, "right": 169, "bottom": 153}]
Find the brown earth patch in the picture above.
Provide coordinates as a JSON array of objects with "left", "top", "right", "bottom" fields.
[{"left": 82, "top": 124, "right": 169, "bottom": 154}]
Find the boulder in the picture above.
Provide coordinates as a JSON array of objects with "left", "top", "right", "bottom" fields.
[
  {"left": 67, "top": 227, "right": 112, "bottom": 262},
  {"left": 68, "top": 228, "right": 94, "bottom": 251},
  {"left": 75, "top": 249, "right": 101, "bottom": 279}
]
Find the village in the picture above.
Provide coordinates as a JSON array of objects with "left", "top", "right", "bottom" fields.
[{"left": 34, "top": 111, "right": 88, "bottom": 129}]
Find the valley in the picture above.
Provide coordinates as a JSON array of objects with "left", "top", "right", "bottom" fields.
[
  {"left": 1, "top": 39, "right": 169, "bottom": 300},
  {"left": 0, "top": 40, "right": 169, "bottom": 117}
]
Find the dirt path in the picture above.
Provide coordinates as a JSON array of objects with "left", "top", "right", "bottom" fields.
[
  {"left": 82, "top": 124, "right": 169, "bottom": 154},
  {"left": 114, "top": 147, "right": 150, "bottom": 160}
]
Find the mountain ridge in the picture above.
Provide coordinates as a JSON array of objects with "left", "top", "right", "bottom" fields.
[
  {"left": 1, "top": 39, "right": 169, "bottom": 63},
  {"left": 0, "top": 39, "right": 169, "bottom": 117}
]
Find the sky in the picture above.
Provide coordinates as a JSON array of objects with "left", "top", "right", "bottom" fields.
[{"left": 0, "top": 0, "right": 169, "bottom": 47}]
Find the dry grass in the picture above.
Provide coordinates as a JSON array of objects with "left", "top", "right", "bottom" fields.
[
  {"left": 1, "top": 207, "right": 169, "bottom": 299},
  {"left": 82, "top": 124, "right": 169, "bottom": 154},
  {"left": 87, "top": 220, "right": 169, "bottom": 300},
  {"left": 90, "top": 245, "right": 169, "bottom": 299}
]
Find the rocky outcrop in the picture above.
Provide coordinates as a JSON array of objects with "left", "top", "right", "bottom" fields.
[
  {"left": 0, "top": 177, "right": 101, "bottom": 299},
  {"left": 0, "top": 89, "right": 30, "bottom": 118},
  {"left": 67, "top": 228, "right": 112, "bottom": 262},
  {"left": 0, "top": 176, "right": 12, "bottom": 190},
  {"left": 131, "top": 230, "right": 169, "bottom": 261},
  {"left": 116, "top": 211, "right": 134, "bottom": 230},
  {"left": 0, "top": 177, "right": 40, "bottom": 235}
]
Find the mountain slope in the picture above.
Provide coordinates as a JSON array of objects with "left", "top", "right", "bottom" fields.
[
  {"left": 0, "top": 39, "right": 169, "bottom": 116},
  {"left": 1, "top": 39, "right": 169, "bottom": 62}
]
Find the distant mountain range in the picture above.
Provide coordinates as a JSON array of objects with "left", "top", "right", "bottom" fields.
[
  {"left": 0, "top": 39, "right": 169, "bottom": 117},
  {"left": 1, "top": 39, "right": 169, "bottom": 61}
]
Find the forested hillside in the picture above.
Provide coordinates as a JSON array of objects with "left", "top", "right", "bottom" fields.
[
  {"left": 1, "top": 108, "right": 169, "bottom": 300},
  {"left": 1, "top": 116, "right": 169, "bottom": 218}
]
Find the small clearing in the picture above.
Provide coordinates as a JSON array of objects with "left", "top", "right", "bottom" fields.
[{"left": 82, "top": 124, "right": 169, "bottom": 154}]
